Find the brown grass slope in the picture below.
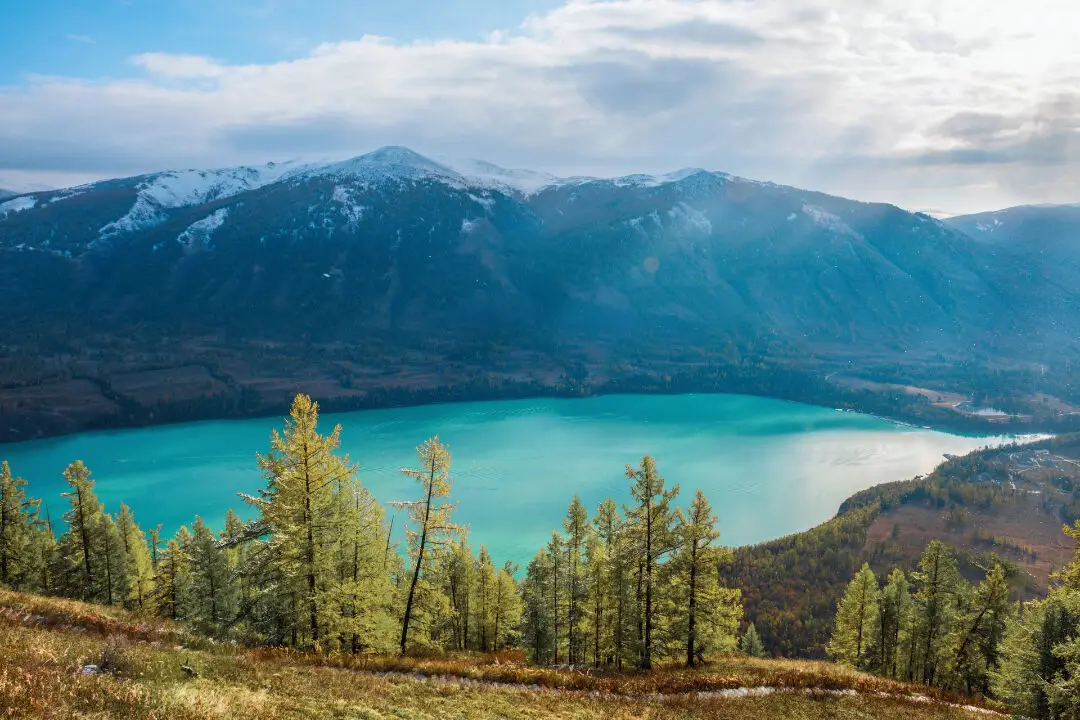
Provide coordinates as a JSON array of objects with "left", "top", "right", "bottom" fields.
[{"left": 0, "top": 588, "right": 1001, "bottom": 720}]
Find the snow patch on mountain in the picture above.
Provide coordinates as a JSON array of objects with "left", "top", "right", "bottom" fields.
[
  {"left": 802, "top": 204, "right": 861, "bottom": 238},
  {"left": 668, "top": 202, "right": 713, "bottom": 234},
  {"left": 468, "top": 193, "right": 496, "bottom": 211},
  {"left": 0, "top": 196, "right": 36, "bottom": 216},
  {"left": 100, "top": 161, "right": 306, "bottom": 239},
  {"left": 331, "top": 185, "right": 366, "bottom": 224},
  {"left": 975, "top": 215, "right": 1006, "bottom": 233},
  {"left": 440, "top": 158, "right": 559, "bottom": 196},
  {"left": 177, "top": 208, "right": 230, "bottom": 249}
]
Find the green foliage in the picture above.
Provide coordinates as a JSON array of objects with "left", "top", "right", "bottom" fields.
[
  {"left": 827, "top": 563, "right": 879, "bottom": 669},
  {"left": 740, "top": 623, "right": 766, "bottom": 657},
  {"left": 992, "top": 521, "right": 1080, "bottom": 718},
  {"left": 0, "top": 460, "right": 46, "bottom": 591},
  {"left": 395, "top": 435, "right": 462, "bottom": 654}
]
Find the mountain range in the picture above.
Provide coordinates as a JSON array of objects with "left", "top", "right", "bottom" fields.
[
  {"left": 3, "top": 146, "right": 1077, "bottom": 354},
  {"left": 1, "top": 146, "right": 1078, "bottom": 436}
]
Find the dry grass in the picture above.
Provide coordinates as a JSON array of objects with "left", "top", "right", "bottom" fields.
[{"left": 0, "top": 589, "right": 1000, "bottom": 720}]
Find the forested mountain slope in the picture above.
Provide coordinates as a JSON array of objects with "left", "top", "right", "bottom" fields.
[
  {"left": 722, "top": 434, "right": 1080, "bottom": 658},
  {"left": 2, "top": 149, "right": 1080, "bottom": 439}
]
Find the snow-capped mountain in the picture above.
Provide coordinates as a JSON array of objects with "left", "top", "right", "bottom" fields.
[{"left": 2, "top": 146, "right": 1078, "bottom": 370}]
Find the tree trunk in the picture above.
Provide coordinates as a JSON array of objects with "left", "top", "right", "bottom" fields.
[
  {"left": 643, "top": 492, "right": 653, "bottom": 670},
  {"left": 301, "top": 437, "right": 320, "bottom": 647},
  {"left": 75, "top": 484, "right": 93, "bottom": 595},
  {"left": 400, "top": 460, "right": 436, "bottom": 654},
  {"left": 686, "top": 539, "right": 698, "bottom": 667},
  {"left": 552, "top": 548, "right": 560, "bottom": 664}
]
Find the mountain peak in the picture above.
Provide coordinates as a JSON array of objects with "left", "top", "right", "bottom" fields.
[{"left": 356, "top": 146, "right": 448, "bottom": 172}]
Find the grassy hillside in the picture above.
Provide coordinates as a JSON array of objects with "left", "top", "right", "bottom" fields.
[
  {"left": 723, "top": 434, "right": 1080, "bottom": 657},
  {"left": 0, "top": 588, "right": 1001, "bottom": 719}
]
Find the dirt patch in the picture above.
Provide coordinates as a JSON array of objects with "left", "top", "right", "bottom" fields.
[{"left": 865, "top": 492, "right": 1076, "bottom": 593}]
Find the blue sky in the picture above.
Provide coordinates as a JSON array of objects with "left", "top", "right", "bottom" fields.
[
  {"left": 1, "top": 0, "right": 561, "bottom": 84},
  {"left": 1, "top": 0, "right": 1078, "bottom": 214}
]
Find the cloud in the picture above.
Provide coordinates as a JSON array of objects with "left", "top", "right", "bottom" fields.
[
  {"left": 66, "top": 34, "right": 97, "bottom": 45},
  {"left": 2, "top": 0, "right": 1079, "bottom": 212}
]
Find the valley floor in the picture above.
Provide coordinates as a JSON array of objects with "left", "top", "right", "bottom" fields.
[{"left": 1, "top": 588, "right": 1000, "bottom": 720}]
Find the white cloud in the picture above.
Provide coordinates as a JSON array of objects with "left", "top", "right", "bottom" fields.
[{"left": 2, "top": 0, "right": 1079, "bottom": 213}]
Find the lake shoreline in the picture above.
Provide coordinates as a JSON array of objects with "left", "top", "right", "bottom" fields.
[
  {"left": 1, "top": 393, "right": 1042, "bottom": 569},
  {"left": 2, "top": 365, "right": 1067, "bottom": 447}
]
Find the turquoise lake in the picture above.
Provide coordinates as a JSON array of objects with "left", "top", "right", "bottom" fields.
[{"left": 0, "top": 394, "right": 1020, "bottom": 569}]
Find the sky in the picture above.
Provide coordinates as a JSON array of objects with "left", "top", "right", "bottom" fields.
[{"left": 1, "top": 0, "right": 1079, "bottom": 215}]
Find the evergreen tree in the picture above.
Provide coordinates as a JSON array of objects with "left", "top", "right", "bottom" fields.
[
  {"left": 333, "top": 480, "right": 396, "bottom": 654},
  {"left": 99, "top": 514, "right": 128, "bottom": 606},
  {"left": 0, "top": 461, "right": 42, "bottom": 590},
  {"left": 246, "top": 394, "right": 354, "bottom": 649},
  {"left": 875, "top": 568, "right": 911, "bottom": 678},
  {"left": 912, "top": 541, "right": 962, "bottom": 685},
  {"left": 474, "top": 545, "right": 496, "bottom": 651},
  {"left": 154, "top": 533, "right": 193, "bottom": 621},
  {"left": 740, "top": 622, "right": 766, "bottom": 657},
  {"left": 993, "top": 521, "right": 1080, "bottom": 718},
  {"left": 562, "top": 496, "right": 589, "bottom": 664},
  {"left": 827, "top": 563, "right": 879, "bottom": 668},
  {"left": 492, "top": 561, "right": 522, "bottom": 651},
  {"left": 624, "top": 455, "right": 679, "bottom": 670},
  {"left": 116, "top": 504, "right": 154, "bottom": 611},
  {"left": 189, "top": 516, "right": 236, "bottom": 634},
  {"left": 547, "top": 530, "right": 563, "bottom": 663},
  {"left": 395, "top": 436, "right": 460, "bottom": 654},
  {"left": 676, "top": 490, "right": 732, "bottom": 666},
  {"left": 583, "top": 529, "right": 606, "bottom": 666},
  {"left": 443, "top": 537, "right": 475, "bottom": 650},
  {"left": 945, "top": 563, "right": 1012, "bottom": 696},
  {"left": 57, "top": 461, "right": 109, "bottom": 602},
  {"left": 593, "top": 498, "right": 630, "bottom": 669},
  {"left": 522, "top": 550, "right": 554, "bottom": 665}
]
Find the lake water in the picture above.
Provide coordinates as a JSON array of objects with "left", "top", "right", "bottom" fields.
[{"left": 0, "top": 394, "right": 1020, "bottom": 569}]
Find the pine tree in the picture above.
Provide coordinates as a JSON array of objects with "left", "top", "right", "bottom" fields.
[
  {"left": 593, "top": 498, "right": 629, "bottom": 669},
  {"left": 522, "top": 550, "right": 554, "bottom": 664},
  {"left": 946, "top": 563, "right": 1012, "bottom": 695},
  {"left": 99, "top": 514, "right": 128, "bottom": 606},
  {"left": 334, "top": 479, "right": 396, "bottom": 654},
  {"left": 562, "top": 495, "right": 589, "bottom": 664},
  {"left": 912, "top": 541, "right": 962, "bottom": 685},
  {"left": 624, "top": 455, "right": 679, "bottom": 670},
  {"left": 246, "top": 394, "right": 353, "bottom": 649},
  {"left": 395, "top": 436, "right": 460, "bottom": 654},
  {"left": 678, "top": 490, "right": 715, "bottom": 666},
  {"left": 116, "top": 504, "right": 154, "bottom": 611},
  {"left": 673, "top": 490, "right": 741, "bottom": 665},
  {"left": 474, "top": 545, "right": 496, "bottom": 651},
  {"left": 492, "top": 561, "right": 521, "bottom": 651},
  {"left": 875, "top": 568, "right": 911, "bottom": 678},
  {"left": 740, "top": 622, "right": 766, "bottom": 657},
  {"left": 0, "top": 461, "right": 42, "bottom": 590},
  {"left": 57, "top": 461, "right": 109, "bottom": 602},
  {"left": 189, "top": 516, "right": 235, "bottom": 634},
  {"left": 154, "top": 533, "right": 193, "bottom": 621},
  {"left": 547, "top": 530, "right": 563, "bottom": 663},
  {"left": 443, "top": 537, "right": 475, "bottom": 650},
  {"left": 827, "top": 563, "right": 879, "bottom": 668},
  {"left": 992, "top": 522, "right": 1080, "bottom": 718},
  {"left": 583, "top": 529, "right": 606, "bottom": 666}
]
